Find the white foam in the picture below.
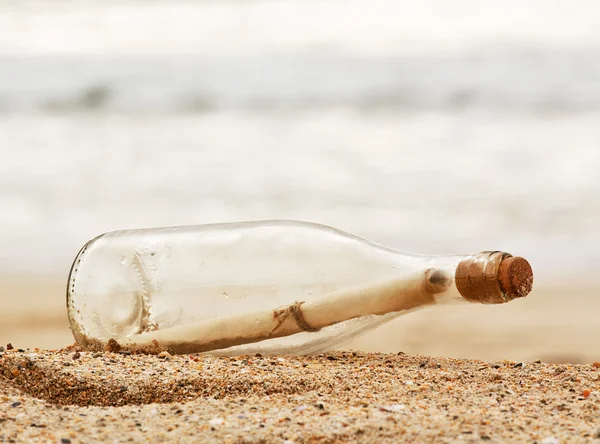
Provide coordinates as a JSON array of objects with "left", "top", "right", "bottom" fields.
[
  {"left": 1, "top": 0, "right": 600, "bottom": 55},
  {"left": 0, "top": 110, "right": 598, "bottom": 278}
]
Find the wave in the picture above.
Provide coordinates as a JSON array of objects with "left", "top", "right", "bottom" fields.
[{"left": 2, "top": 49, "right": 600, "bottom": 113}]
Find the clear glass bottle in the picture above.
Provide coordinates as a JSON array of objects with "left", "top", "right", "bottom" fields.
[{"left": 66, "top": 220, "right": 533, "bottom": 355}]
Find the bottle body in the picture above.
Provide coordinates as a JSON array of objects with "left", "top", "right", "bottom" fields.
[{"left": 66, "top": 220, "right": 504, "bottom": 355}]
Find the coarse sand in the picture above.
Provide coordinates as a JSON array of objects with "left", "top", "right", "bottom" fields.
[
  {"left": 1, "top": 347, "right": 600, "bottom": 443},
  {"left": 2, "top": 281, "right": 600, "bottom": 442}
]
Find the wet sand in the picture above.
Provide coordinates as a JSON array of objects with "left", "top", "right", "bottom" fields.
[
  {"left": 2, "top": 278, "right": 599, "bottom": 363},
  {"left": 1, "top": 279, "right": 600, "bottom": 442}
]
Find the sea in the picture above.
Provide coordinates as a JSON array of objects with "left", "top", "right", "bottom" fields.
[{"left": 1, "top": 0, "right": 599, "bottom": 281}]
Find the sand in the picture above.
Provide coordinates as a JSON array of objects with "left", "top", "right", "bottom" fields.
[
  {"left": 1, "top": 347, "right": 600, "bottom": 443},
  {"left": 2, "top": 279, "right": 600, "bottom": 442}
]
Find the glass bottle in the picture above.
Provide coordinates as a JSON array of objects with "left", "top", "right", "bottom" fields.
[{"left": 66, "top": 220, "right": 533, "bottom": 355}]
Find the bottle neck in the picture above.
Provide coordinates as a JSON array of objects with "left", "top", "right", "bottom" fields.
[{"left": 389, "top": 250, "right": 533, "bottom": 305}]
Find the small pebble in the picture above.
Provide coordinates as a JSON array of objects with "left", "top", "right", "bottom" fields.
[
  {"left": 208, "top": 417, "right": 224, "bottom": 426},
  {"left": 381, "top": 404, "right": 405, "bottom": 412}
]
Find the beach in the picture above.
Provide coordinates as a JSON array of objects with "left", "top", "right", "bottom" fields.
[
  {"left": 2, "top": 0, "right": 600, "bottom": 441},
  {"left": 2, "top": 281, "right": 600, "bottom": 442},
  {"left": 2, "top": 348, "right": 600, "bottom": 443}
]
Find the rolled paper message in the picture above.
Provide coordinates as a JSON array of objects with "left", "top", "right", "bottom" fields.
[{"left": 121, "top": 268, "right": 452, "bottom": 354}]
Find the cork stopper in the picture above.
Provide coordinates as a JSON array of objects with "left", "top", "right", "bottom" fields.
[{"left": 455, "top": 251, "right": 533, "bottom": 304}]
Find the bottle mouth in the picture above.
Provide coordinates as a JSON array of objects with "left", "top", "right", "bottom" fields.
[{"left": 455, "top": 251, "right": 533, "bottom": 304}]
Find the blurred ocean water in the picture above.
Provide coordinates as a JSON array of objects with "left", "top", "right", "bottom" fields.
[{"left": 1, "top": 0, "right": 599, "bottom": 279}]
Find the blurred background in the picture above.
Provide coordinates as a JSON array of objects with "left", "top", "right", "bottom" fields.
[{"left": 1, "top": 0, "right": 599, "bottom": 362}]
